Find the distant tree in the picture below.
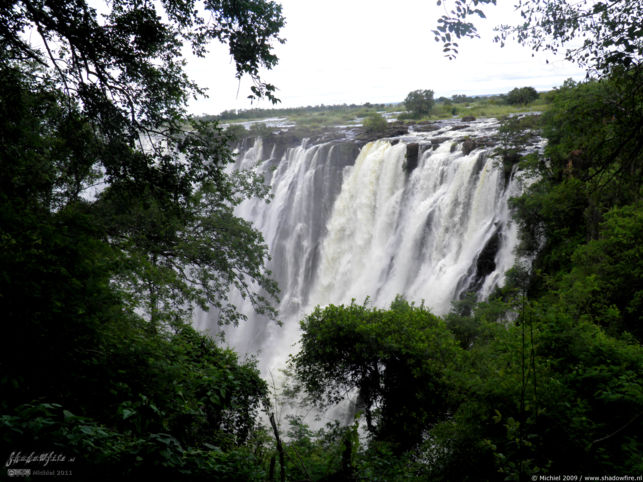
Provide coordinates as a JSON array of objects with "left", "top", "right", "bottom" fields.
[
  {"left": 451, "top": 94, "right": 471, "bottom": 104},
  {"left": 404, "top": 89, "right": 435, "bottom": 117},
  {"left": 363, "top": 113, "right": 388, "bottom": 133},
  {"left": 506, "top": 86, "right": 539, "bottom": 105}
]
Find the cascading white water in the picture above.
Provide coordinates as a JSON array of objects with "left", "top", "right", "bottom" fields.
[{"left": 200, "top": 119, "right": 527, "bottom": 377}]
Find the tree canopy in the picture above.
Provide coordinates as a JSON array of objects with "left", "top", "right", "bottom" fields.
[
  {"left": 433, "top": 0, "right": 642, "bottom": 75},
  {"left": 293, "top": 298, "right": 459, "bottom": 453},
  {"left": 506, "top": 86, "right": 539, "bottom": 105},
  {"left": 1, "top": 0, "right": 285, "bottom": 327},
  {"left": 1, "top": 0, "right": 284, "bottom": 478},
  {"left": 404, "top": 89, "right": 435, "bottom": 117}
]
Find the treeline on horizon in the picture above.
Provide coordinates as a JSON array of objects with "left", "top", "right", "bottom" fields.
[{"left": 209, "top": 91, "right": 524, "bottom": 122}]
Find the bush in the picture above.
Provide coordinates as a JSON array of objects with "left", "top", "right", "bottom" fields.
[
  {"left": 224, "top": 123, "right": 248, "bottom": 141},
  {"left": 363, "top": 113, "right": 388, "bottom": 133}
]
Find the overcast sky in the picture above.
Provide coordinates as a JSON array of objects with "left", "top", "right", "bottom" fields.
[{"left": 186, "top": 0, "right": 587, "bottom": 115}]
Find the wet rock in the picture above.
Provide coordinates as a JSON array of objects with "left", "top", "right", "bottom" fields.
[
  {"left": 412, "top": 121, "right": 441, "bottom": 132},
  {"left": 461, "top": 115, "right": 476, "bottom": 122},
  {"left": 430, "top": 136, "right": 451, "bottom": 150},
  {"left": 461, "top": 136, "right": 495, "bottom": 155},
  {"left": 405, "top": 143, "right": 420, "bottom": 172},
  {"left": 355, "top": 121, "right": 409, "bottom": 142},
  {"left": 462, "top": 138, "right": 477, "bottom": 155}
]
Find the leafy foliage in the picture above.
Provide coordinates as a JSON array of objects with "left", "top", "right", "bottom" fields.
[
  {"left": 432, "top": 0, "right": 495, "bottom": 60},
  {"left": 426, "top": 305, "right": 643, "bottom": 481},
  {"left": 510, "top": 74, "right": 643, "bottom": 341},
  {"left": 495, "top": 0, "right": 643, "bottom": 75},
  {"left": 292, "top": 298, "right": 460, "bottom": 453},
  {"left": 290, "top": 296, "right": 643, "bottom": 480},
  {"left": 362, "top": 113, "right": 388, "bottom": 134},
  {"left": 404, "top": 89, "right": 435, "bottom": 118},
  {"left": 506, "top": 86, "right": 539, "bottom": 105},
  {"left": 434, "top": 0, "right": 642, "bottom": 76},
  {"left": 1, "top": 0, "right": 284, "bottom": 326},
  {"left": 494, "top": 113, "right": 542, "bottom": 181},
  {"left": 0, "top": 0, "right": 284, "bottom": 478}
]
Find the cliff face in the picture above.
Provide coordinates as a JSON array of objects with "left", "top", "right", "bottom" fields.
[{"left": 208, "top": 117, "right": 531, "bottom": 375}]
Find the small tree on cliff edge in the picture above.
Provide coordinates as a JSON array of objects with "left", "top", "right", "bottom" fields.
[
  {"left": 363, "top": 113, "right": 388, "bottom": 133},
  {"left": 405, "top": 89, "right": 435, "bottom": 118}
]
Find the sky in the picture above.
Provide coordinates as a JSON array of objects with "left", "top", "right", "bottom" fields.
[{"left": 186, "top": 0, "right": 587, "bottom": 115}]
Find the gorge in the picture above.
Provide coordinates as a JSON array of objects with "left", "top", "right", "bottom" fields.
[{"left": 197, "top": 117, "right": 535, "bottom": 376}]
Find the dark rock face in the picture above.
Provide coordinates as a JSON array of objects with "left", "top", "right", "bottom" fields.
[
  {"left": 474, "top": 231, "right": 500, "bottom": 286},
  {"left": 411, "top": 121, "right": 441, "bottom": 132},
  {"left": 456, "top": 229, "right": 501, "bottom": 297},
  {"left": 430, "top": 137, "right": 451, "bottom": 150},
  {"left": 241, "top": 126, "right": 352, "bottom": 159},
  {"left": 462, "top": 136, "right": 495, "bottom": 155},
  {"left": 405, "top": 143, "right": 420, "bottom": 173},
  {"left": 355, "top": 122, "right": 409, "bottom": 142},
  {"left": 462, "top": 138, "right": 477, "bottom": 155}
]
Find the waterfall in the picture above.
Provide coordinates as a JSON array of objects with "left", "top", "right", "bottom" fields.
[{"left": 200, "top": 119, "right": 526, "bottom": 376}]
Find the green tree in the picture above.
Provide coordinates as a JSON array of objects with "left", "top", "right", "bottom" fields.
[
  {"left": 494, "top": 114, "right": 541, "bottom": 182},
  {"left": 292, "top": 298, "right": 460, "bottom": 453},
  {"left": 404, "top": 89, "right": 435, "bottom": 118},
  {"left": 426, "top": 304, "right": 643, "bottom": 481},
  {"left": 509, "top": 75, "right": 643, "bottom": 314},
  {"left": 0, "top": 0, "right": 284, "bottom": 327},
  {"left": 0, "top": 0, "right": 284, "bottom": 478},
  {"left": 551, "top": 203, "right": 642, "bottom": 340},
  {"left": 506, "top": 86, "right": 539, "bottom": 105},
  {"left": 451, "top": 93, "right": 472, "bottom": 103}
]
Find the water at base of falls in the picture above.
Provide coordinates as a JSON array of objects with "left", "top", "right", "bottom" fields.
[{"left": 197, "top": 118, "right": 528, "bottom": 387}]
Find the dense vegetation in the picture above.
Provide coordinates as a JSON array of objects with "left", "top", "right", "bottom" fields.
[
  {"left": 213, "top": 91, "right": 545, "bottom": 131},
  {"left": 1, "top": 0, "right": 641, "bottom": 480},
  {"left": 0, "top": 0, "right": 283, "bottom": 478}
]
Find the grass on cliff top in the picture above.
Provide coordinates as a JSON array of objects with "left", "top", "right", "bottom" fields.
[
  {"left": 428, "top": 95, "right": 549, "bottom": 120},
  {"left": 220, "top": 93, "right": 551, "bottom": 136}
]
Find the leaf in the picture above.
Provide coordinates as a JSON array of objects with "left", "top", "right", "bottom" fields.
[{"left": 122, "top": 408, "right": 136, "bottom": 420}]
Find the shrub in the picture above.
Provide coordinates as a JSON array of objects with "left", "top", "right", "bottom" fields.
[{"left": 363, "top": 113, "right": 388, "bottom": 133}]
